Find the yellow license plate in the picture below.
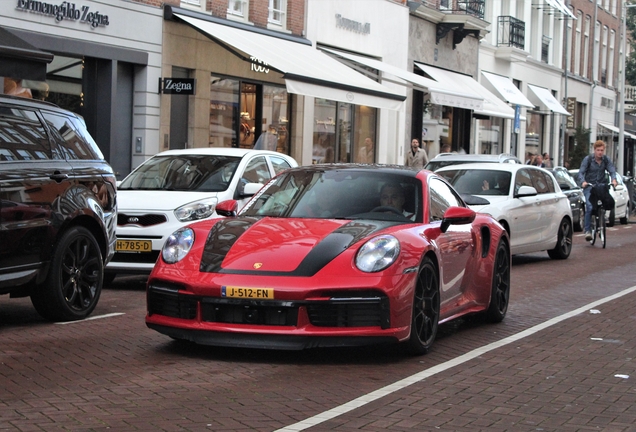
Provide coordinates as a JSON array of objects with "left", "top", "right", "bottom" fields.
[
  {"left": 116, "top": 239, "right": 152, "bottom": 252},
  {"left": 221, "top": 286, "right": 274, "bottom": 299}
]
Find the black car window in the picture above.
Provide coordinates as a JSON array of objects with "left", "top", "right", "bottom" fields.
[
  {"left": 269, "top": 155, "right": 292, "bottom": 175},
  {"left": 242, "top": 156, "right": 271, "bottom": 184},
  {"left": 514, "top": 169, "right": 533, "bottom": 195},
  {"left": 40, "top": 111, "right": 102, "bottom": 160},
  {"left": 0, "top": 107, "right": 51, "bottom": 161},
  {"left": 529, "top": 169, "right": 551, "bottom": 193}
]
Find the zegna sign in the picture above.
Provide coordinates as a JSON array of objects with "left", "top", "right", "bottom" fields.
[{"left": 15, "top": 0, "right": 110, "bottom": 28}]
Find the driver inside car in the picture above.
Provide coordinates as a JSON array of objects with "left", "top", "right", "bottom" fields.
[{"left": 379, "top": 182, "right": 415, "bottom": 220}]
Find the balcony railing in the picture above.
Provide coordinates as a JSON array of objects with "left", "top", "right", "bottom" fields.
[
  {"left": 421, "top": 0, "right": 485, "bottom": 19},
  {"left": 626, "top": 85, "right": 636, "bottom": 103},
  {"left": 497, "top": 16, "right": 525, "bottom": 49}
]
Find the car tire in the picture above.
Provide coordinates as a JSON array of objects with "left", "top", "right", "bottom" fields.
[
  {"left": 31, "top": 226, "right": 104, "bottom": 322},
  {"left": 103, "top": 272, "right": 117, "bottom": 286},
  {"left": 485, "top": 239, "right": 510, "bottom": 323},
  {"left": 620, "top": 203, "right": 629, "bottom": 224},
  {"left": 404, "top": 257, "right": 440, "bottom": 355},
  {"left": 573, "top": 205, "right": 584, "bottom": 232},
  {"left": 548, "top": 218, "right": 572, "bottom": 260},
  {"left": 608, "top": 209, "right": 615, "bottom": 227}
]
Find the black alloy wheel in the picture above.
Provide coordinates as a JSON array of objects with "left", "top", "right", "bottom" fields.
[
  {"left": 31, "top": 226, "right": 103, "bottom": 321},
  {"left": 405, "top": 257, "right": 440, "bottom": 355},
  {"left": 548, "top": 218, "right": 572, "bottom": 259},
  {"left": 485, "top": 239, "right": 510, "bottom": 323}
]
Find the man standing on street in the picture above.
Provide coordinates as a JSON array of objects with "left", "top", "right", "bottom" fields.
[{"left": 406, "top": 138, "right": 429, "bottom": 169}]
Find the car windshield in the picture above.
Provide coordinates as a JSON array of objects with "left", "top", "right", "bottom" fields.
[
  {"left": 119, "top": 155, "right": 241, "bottom": 191},
  {"left": 240, "top": 169, "right": 422, "bottom": 223},
  {"left": 550, "top": 169, "right": 578, "bottom": 190},
  {"left": 438, "top": 169, "right": 512, "bottom": 196}
]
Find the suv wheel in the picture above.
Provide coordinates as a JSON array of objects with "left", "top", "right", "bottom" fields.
[{"left": 31, "top": 227, "right": 103, "bottom": 321}]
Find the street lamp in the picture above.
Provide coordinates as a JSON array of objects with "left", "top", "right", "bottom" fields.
[{"left": 619, "top": 1, "right": 636, "bottom": 174}]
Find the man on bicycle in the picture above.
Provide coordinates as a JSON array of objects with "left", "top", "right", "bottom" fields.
[{"left": 578, "top": 140, "right": 618, "bottom": 241}]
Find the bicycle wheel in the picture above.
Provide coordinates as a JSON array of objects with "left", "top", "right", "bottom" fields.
[
  {"left": 590, "top": 209, "right": 598, "bottom": 245},
  {"left": 599, "top": 207, "right": 606, "bottom": 248}
]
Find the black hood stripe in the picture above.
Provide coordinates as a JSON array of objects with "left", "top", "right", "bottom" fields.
[{"left": 199, "top": 218, "right": 398, "bottom": 276}]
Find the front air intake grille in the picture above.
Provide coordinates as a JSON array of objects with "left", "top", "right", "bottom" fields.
[
  {"left": 112, "top": 251, "right": 160, "bottom": 264},
  {"left": 118, "top": 213, "right": 167, "bottom": 227},
  {"left": 201, "top": 300, "right": 298, "bottom": 326},
  {"left": 307, "top": 297, "right": 390, "bottom": 328},
  {"left": 148, "top": 287, "right": 197, "bottom": 319}
]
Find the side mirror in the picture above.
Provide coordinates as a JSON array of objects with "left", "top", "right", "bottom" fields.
[
  {"left": 216, "top": 200, "right": 238, "bottom": 217},
  {"left": 515, "top": 185, "right": 537, "bottom": 198},
  {"left": 239, "top": 182, "right": 263, "bottom": 197},
  {"left": 440, "top": 206, "right": 476, "bottom": 233}
]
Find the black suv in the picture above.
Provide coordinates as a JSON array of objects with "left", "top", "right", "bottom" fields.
[{"left": 0, "top": 95, "right": 117, "bottom": 321}]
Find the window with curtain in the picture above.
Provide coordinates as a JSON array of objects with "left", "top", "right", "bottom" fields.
[
  {"left": 228, "top": 0, "right": 249, "bottom": 21},
  {"left": 268, "top": 0, "right": 286, "bottom": 28}
]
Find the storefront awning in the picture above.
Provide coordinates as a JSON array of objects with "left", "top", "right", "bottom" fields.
[
  {"left": 414, "top": 63, "right": 486, "bottom": 111},
  {"left": 598, "top": 122, "right": 636, "bottom": 139},
  {"left": 320, "top": 48, "right": 484, "bottom": 112},
  {"left": 168, "top": 10, "right": 405, "bottom": 110},
  {"left": 0, "top": 26, "right": 53, "bottom": 81},
  {"left": 527, "top": 84, "right": 571, "bottom": 115},
  {"left": 481, "top": 71, "right": 534, "bottom": 108},
  {"left": 545, "top": 0, "right": 577, "bottom": 19}
]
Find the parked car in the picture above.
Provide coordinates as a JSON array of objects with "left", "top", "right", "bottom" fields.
[
  {"left": 106, "top": 148, "right": 297, "bottom": 280},
  {"left": 425, "top": 152, "right": 522, "bottom": 172},
  {"left": 145, "top": 164, "right": 511, "bottom": 354},
  {"left": 436, "top": 163, "right": 573, "bottom": 259},
  {"left": 569, "top": 169, "right": 631, "bottom": 226},
  {"left": 0, "top": 95, "right": 117, "bottom": 321},
  {"left": 547, "top": 167, "right": 585, "bottom": 231}
]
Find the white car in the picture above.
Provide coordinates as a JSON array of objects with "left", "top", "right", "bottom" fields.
[
  {"left": 437, "top": 163, "right": 573, "bottom": 259},
  {"left": 568, "top": 169, "right": 630, "bottom": 226},
  {"left": 106, "top": 148, "right": 298, "bottom": 280}
]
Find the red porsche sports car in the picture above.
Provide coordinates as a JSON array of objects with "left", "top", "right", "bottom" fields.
[{"left": 146, "top": 165, "right": 510, "bottom": 354}]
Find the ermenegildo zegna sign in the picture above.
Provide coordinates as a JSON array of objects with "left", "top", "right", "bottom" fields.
[
  {"left": 159, "top": 78, "right": 196, "bottom": 95},
  {"left": 15, "top": 0, "right": 110, "bottom": 28}
]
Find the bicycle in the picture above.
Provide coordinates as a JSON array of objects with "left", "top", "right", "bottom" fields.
[{"left": 588, "top": 183, "right": 613, "bottom": 248}]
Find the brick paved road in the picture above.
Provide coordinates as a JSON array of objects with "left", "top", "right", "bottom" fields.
[{"left": 1, "top": 222, "right": 635, "bottom": 431}]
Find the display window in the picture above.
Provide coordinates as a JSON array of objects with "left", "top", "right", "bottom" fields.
[
  {"left": 477, "top": 117, "right": 505, "bottom": 154},
  {"left": 525, "top": 111, "right": 544, "bottom": 157},
  {"left": 312, "top": 99, "right": 376, "bottom": 164},
  {"left": 209, "top": 75, "right": 289, "bottom": 153}
]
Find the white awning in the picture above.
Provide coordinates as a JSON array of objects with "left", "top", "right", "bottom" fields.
[
  {"left": 481, "top": 71, "right": 534, "bottom": 108},
  {"left": 414, "top": 63, "right": 485, "bottom": 111},
  {"left": 546, "top": 0, "right": 577, "bottom": 19},
  {"left": 171, "top": 12, "right": 405, "bottom": 110},
  {"left": 598, "top": 122, "right": 636, "bottom": 139},
  {"left": 527, "top": 84, "right": 571, "bottom": 115},
  {"left": 321, "top": 48, "right": 485, "bottom": 111}
]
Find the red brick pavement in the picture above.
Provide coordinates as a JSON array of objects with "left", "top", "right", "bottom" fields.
[{"left": 303, "top": 287, "right": 636, "bottom": 431}]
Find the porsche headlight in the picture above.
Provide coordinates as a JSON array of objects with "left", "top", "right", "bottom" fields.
[
  {"left": 174, "top": 198, "right": 218, "bottom": 222},
  {"left": 355, "top": 235, "right": 400, "bottom": 273},
  {"left": 162, "top": 227, "right": 194, "bottom": 264}
]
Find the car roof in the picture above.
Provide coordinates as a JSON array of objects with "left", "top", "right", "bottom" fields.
[
  {"left": 427, "top": 153, "right": 521, "bottom": 163},
  {"left": 435, "top": 162, "right": 541, "bottom": 173},
  {"left": 153, "top": 147, "right": 297, "bottom": 163}
]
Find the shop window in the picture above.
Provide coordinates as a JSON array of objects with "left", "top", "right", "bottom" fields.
[
  {"left": 312, "top": 99, "right": 376, "bottom": 164},
  {"left": 209, "top": 75, "right": 289, "bottom": 154},
  {"left": 525, "top": 111, "right": 543, "bottom": 158},
  {"left": 476, "top": 118, "right": 504, "bottom": 155}
]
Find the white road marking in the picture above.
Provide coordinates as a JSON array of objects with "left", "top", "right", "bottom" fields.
[
  {"left": 275, "top": 284, "right": 636, "bottom": 432},
  {"left": 55, "top": 312, "right": 125, "bottom": 324}
]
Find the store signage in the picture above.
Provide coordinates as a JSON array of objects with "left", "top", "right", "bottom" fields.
[
  {"left": 566, "top": 97, "right": 576, "bottom": 128},
  {"left": 159, "top": 78, "right": 196, "bottom": 95},
  {"left": 15, "top": 0, "right": 109, "bottom": 28},
  {"left": 250, "top": 56, "right": 269, "bottom": 74},
  {"left": 335, "top": 14, "right": 370, "bottom": 35}
]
